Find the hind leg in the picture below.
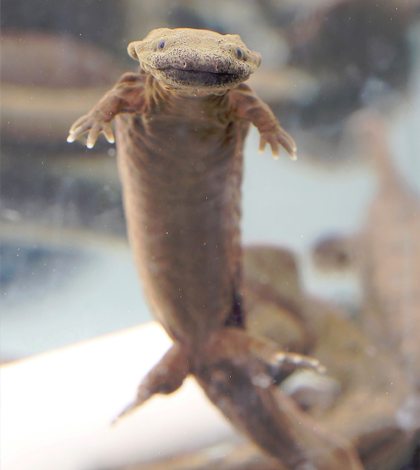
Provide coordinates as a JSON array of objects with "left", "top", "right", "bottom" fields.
[
  {"left": 113, "top": 342, "right": 189, "bottom": 423},
  {"left": 247, "top": 331, "right": 326, "bottom": 383},
  {"left": 204, "top": 327, "right": 324, "bottom": 381},
  {"left": 195, "top": 327, "right": 362, "bottom": 470}
]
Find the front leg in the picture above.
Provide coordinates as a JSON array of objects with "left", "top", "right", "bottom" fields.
[
  {"left": 229, "top": 84, "right": 297, "bottom": 159},
  {"left": 67, "top": 72, "right": 146, "bottom": 148}
]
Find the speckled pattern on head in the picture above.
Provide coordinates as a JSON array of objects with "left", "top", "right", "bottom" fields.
[{"left": 128, "top": 28, "right": 262, "bottom": 92}]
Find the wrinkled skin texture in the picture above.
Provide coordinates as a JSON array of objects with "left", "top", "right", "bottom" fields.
[
  {"left": 127, "top": 28, "right": 262, "bottom": 94},
  {"left": 68, "top": 28, "right": 362, "bottom": 469}
]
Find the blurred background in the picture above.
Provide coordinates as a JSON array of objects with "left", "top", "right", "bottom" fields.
[{"left": 1, "top": 1, "right": 420, "bottom": 469}]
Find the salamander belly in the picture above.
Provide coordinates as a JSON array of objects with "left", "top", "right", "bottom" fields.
[{"left": 115, "top": 113, "right": 245, "bottom": 345}]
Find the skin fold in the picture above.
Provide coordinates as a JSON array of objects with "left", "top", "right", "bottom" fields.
[{"left": 68, "top": 28, "right": 362, "bottom": 470}]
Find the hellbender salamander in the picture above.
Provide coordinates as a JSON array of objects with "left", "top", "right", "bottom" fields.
[{"left": 68, "top": 28, "right": 362, "bottom": 470}]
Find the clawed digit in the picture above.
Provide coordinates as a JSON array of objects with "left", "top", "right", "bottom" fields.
[
  {"left": 259, "top": 128, "right": 297, "bottom": 160},
  {"left": 271, "top": 351, "right": 326, "bottom": 374},
  {"left": 67, "top": 113, "right": 115, "bottom": 149}
]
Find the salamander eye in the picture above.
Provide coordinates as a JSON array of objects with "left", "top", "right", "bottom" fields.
[
  {"left": 158, "top": 40, "right": 166, "bottom": 50},
  {"left": 236, "top": 48, "right": 243, "bottom": 59}
]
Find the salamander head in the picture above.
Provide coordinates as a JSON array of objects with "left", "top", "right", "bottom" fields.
[{"left": 128, "top": 28, "right": 262, "bottom": 94}]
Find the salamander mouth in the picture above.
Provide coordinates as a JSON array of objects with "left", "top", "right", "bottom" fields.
[{"left": 159, "top": 67, "right": 246, "bottom": 88}]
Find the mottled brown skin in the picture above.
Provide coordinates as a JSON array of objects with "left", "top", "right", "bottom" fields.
[{"left": 68, "top": 28, "right": 362, "bottom": 469}]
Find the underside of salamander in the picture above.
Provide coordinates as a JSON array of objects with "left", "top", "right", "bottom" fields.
[{"left": 68, "top": 27, "right": 363, "bottom": 470}]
